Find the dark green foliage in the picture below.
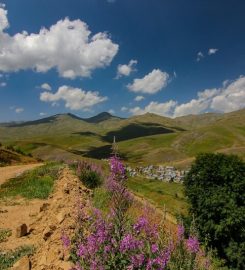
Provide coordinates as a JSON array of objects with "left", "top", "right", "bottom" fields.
[
  {"left": 184, "top": 153, "right": 245, "bottom": 269},
  {"left": 0, "top": 163, "right": 62, "bottom": 199},
  {"left": 79, "top": 170, "right": 102, "bottom": 189},
  {"left": 76, "top": 161, "right": 103, "bottom": 189}
]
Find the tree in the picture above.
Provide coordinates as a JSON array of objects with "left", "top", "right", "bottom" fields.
[{"left": 184, "top": 153, "right": 245, "bottom": 269}]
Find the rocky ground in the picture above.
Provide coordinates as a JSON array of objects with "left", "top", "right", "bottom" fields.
[{"left": 0, "top": 166, "right": 90, "bottom": 270}]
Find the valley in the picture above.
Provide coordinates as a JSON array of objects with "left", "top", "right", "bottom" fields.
[{"left": 0, "top": 109, "right": 244, "bottom": 168}]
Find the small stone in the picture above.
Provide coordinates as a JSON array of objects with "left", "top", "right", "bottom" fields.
[
  {"left": 63, "top": 183, "right": 69, "bottom": 194},
  {"left": 16, "top": 224, "right": 28, "bottom": 238},
  {"left": 40, "top": 203, "right": 50, "bottom": 212},
  {"left": 12, "top": 255, "right": 30, "bottom": 270},
  {"left": 43, "top": 225, "right": 56, "bottom": 240},
  {"left": 49, "top": 224, "right": 57, "bottom": 230},
  {"left": 56, "top": 212, "right": 65, "bottom": 224}
]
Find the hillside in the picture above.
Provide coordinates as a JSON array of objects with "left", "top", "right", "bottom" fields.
[{"left": 0, "top": 109, "right": 244, "bottom": 167}]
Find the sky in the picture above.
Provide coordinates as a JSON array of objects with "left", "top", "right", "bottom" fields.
[{"left": 0, "top": 0, "right": 245, "bottom": 122}]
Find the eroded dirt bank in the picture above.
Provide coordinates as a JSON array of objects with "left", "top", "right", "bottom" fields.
[{"left": 0, "top": 166, "right": 90, "bottom": 270}]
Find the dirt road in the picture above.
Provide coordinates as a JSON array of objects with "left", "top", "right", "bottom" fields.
[{"left": 0, "top": 163, "right": 43, "bottom": 185}]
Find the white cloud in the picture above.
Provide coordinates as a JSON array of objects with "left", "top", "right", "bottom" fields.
[
  {"left": 39, "top": 112, "right": 47, "bottom": 116},
  {"left": 0, "top": 4, "right": 8, "bottom": 31},
  {"left": 121, "top": 106, "right": 128, "bottom": 112},
  {"left": 40, "top": 85, "right": 107, "bottom": 111},
  {"left": 15, "top": 107, "right": 24, "bottom": 113},
  {"left": 174, "top": 76, "right": 245, "bottom": 116},
  {"left": 0, "top": 5, "right": 118, "bottom": 78},
  {"left": 127, "top": 69, "right": 169, "bottom": 94},
  {"left": 40, "top": 83, "right": 52, "bottom": 91},
  {"left": 108, "top": 109, "right": 115, "bottom": 114},
  {"left": 196, "top": 51, "right": 204, "bottom": 62},
  {"left": 0, "top": 82, "right": 6, "bottom": 87},
  {"left": 128, "top": 76, "right": 245, "bottom": 117},
  {"left": 134, "top": 95, "right": 145, "bottom": 102},
  {"left": 208, "top": 48, "right": 218, "bottom": 55},
  {"left": 116, "top": 59, "right": 137, "bottom": 78},
  {"left": 130, "top": 100, "right": 177, "bottom": 117}
]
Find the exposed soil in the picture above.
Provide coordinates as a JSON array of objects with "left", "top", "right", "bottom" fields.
[
  {"left": 0, "top": 166, "right": 90, "bottom": 270},
  {"left": 0, "top": 163, "right": 43, "bottom": 186}
]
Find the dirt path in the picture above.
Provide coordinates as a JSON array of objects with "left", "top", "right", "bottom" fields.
[
  {"left": 0, "top": 163, "right": 43, "bottom": 186},
  {"left": 0, "top": 166, "right": 90, "bottom": 270}
]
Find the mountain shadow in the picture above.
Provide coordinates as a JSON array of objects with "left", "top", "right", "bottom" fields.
[
  {"left": 82, "top": 144, "right": 128, "bottom": 160},
  {"left": 103, "top": 123, "right": 174, "bottom": 142}
]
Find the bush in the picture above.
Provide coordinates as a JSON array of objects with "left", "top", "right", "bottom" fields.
[
  {"left": 184, "top": 153, "right": 245, "bottom": 269},
  {"left": 76, "top": 161, "right": 103, "bottom": 189}
]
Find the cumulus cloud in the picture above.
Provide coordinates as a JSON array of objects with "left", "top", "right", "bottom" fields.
[
  {"left": 116, "top": 59, "right": 137, "bottom": 78},
  {"left": 208, "top": 48, "right": 218, "bottom": 55},
  {"left": 0, "top": 82, "right": 6, "bottom": 87},
  {"left": 40, "top": 83, "right": 52, "bottom": 91},
  {"left": 0, "top": 5, "right": 118, "bottom": 79},
  {"left": 130, "top": 100, "right": 177, "bottom": 117},
  {"left": 196, "top": 51, "right": 204, "bottom": 62},
  {"left": 121, "top": 106, "right": 128, "bottom": 112},
  {"left": 128, "top": 76, "right": 245, "bottom": 117},
  {"left": 134, "top": 95, "right": 145, "bottom": 102},
  {"left": 127, "top": 69, "right": 169, "bottom": 94},
  {"left": 40, "top": 85, "right": 107, "bottom": 111},
  {"left": 15, "top": 107, "right": 24, "bottom": 113},
  {"left": 108, "top": 109, "right": 115, "bottom": 114},
  {"left": 39, "top": 112, "right": 47, "bottom": 116}
]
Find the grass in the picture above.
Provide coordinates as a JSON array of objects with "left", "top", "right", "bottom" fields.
[
  {"left": 0, "top": 163, "right": 62, "bottom": 199},
  {"left": 127, "top": 176, "right": 188, "bottom": 216},
  {"left": 0, "top": 229, "right": 12, "bottom": 243},
  {"left": 92, "top": 187, "right": 111, "bottom": 213},
  {"left": 0, "top": 245, "right": 35, "bottom": 269}
]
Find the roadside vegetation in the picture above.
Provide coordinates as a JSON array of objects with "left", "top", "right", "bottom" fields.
[
  {"left": 0, "top": 245, "right": 35, "bottom": 270},
  {"left": 0, "top": 162, "right": 62, "bottom": 199}
]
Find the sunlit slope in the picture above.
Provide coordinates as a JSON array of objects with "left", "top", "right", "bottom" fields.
[{"left": 0, "top": 109, "right": 244, "bottom": 165}]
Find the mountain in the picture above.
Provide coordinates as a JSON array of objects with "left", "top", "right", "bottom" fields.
[
  {"left": 0, "top": 109, "right": 244, "bottom": 167},
  {"left": 84, "top": 112, "right": 122, "bottom": 123}
]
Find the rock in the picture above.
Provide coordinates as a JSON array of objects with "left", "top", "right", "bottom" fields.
[
  {"left": 43, "top": 225, "right": 56, "bottom": 241},
  {"left": 12, "top": 256, "right": 30, "bottom": 270},
  {"left": 16, "top": 224, "right": 28, "bottom": 238},
  {"left": 40, "top": 203, "right": 50, "bottom": 212},
  {"left": 63, "top": 183, "right": 69, "bottom": 194},
  {"left": 56, "top": 212, "right": 65, "bottom": 224}
]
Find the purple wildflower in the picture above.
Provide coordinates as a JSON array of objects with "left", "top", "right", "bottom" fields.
[
  {"left": 186, "top": 236, "right": 200, "bottom": 253},
  {"left": 61, "top": 233, "right": 70, "bottom": 248},
  {"left": 151, "top": 243, "right": 159, "bottom": 253},
  {"left": 120, "top": 234, "right": 143, "bottom": 253},
  {"left": 177, "top": 224, "right": 185, "bottom": 242},
  {"left": 130, "top": 254, "right": 145, "bottom": 267}
]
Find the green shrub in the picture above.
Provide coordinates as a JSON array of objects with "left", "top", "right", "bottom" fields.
[
  {"left": 76, "top": 161, "right": 103, "bottom": 189},
  {"left": 184, "top": 153, "right": 245, "bottom": 269}
]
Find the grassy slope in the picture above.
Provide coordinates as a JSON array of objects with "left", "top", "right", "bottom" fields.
[
  {"left": 127, "top": 176, "right": 188, "bottom": 216},
  {"left": 0, "top": 109, "right": 244, "bottom": 167}
]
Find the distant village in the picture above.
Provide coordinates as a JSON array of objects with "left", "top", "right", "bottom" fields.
[{"left": 126, "top": 165, "right": 188, "bottom": 183}]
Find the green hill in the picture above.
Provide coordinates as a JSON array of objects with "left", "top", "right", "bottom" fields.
[{"left": 0, "top": 109, "right": 244, "bottom": 167}]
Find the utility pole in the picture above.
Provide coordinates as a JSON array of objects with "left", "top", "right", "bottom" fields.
[{"left": 111, "top": 136, "right": 118, "bottom": 156}]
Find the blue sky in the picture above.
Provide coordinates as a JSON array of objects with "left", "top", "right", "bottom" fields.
[{"left": 0, "top": 0, "right": 245, "bottom": 121}]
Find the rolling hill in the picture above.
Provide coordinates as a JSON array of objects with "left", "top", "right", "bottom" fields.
[{"left": 0, "top": 109, "right": 244, "bottom": 167}]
